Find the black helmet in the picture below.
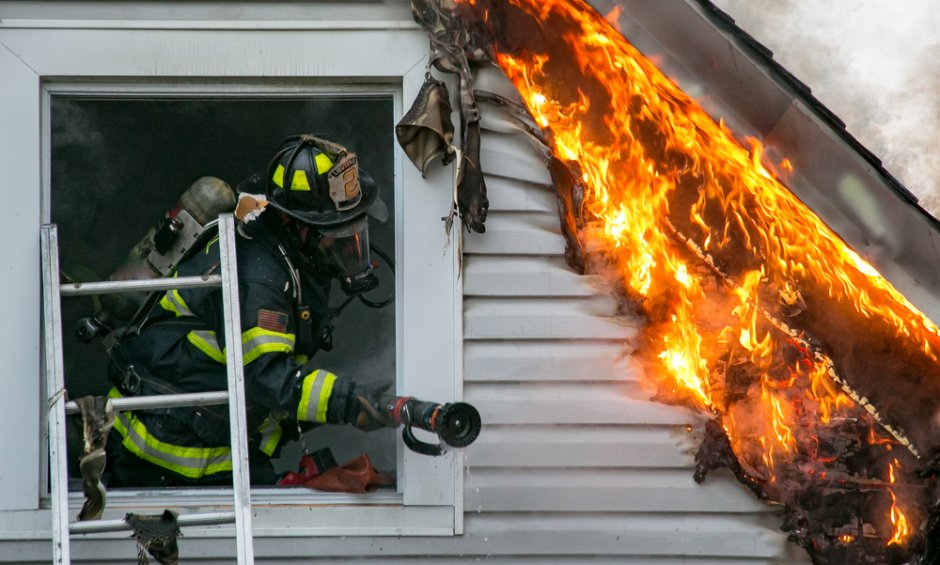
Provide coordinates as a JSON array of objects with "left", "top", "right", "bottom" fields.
[{"left": 265, "top": 134, "right": 380, "bottom": 226}]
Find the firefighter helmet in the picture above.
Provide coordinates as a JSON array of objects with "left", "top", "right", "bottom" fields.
[{"left": 265, "top": 134, "right": 380, "bottom": 226}]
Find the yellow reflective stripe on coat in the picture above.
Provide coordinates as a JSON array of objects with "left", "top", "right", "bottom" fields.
[
  {"left": 187, "top": 330, "right": 225, "bottom": 363},
  {"left": 242, "top": 327, "right": 295, "bottom": 365},
  {"left": 297, "top": 369, "right": 336, "bottom": 423},
  {"left": 258, "top": 414, "right": 283, "bottom": 457},
  {"left": 160, "top": 288, "right": 194, "bottom": 318},
  {"left": 108, "top": 388, "right": 232, "bottom": 479},
  {"left": 205, "top": 235, "right": 219, "bottom": 255},
  {"left": 187, "top": 327, "right": 295, "bottom": 365}
]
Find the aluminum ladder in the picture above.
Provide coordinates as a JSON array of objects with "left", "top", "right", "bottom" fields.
[{"left": 41, "top": 213, "right": 255, "bottom": 564}]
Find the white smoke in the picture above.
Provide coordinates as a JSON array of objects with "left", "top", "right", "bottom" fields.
[{"left": 710, "top": 0, "right": 940, "bottom": 216}]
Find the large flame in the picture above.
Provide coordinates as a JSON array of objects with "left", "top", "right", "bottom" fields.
[{"left": 462, "top": 0, "right": 931, "bottom": 551}]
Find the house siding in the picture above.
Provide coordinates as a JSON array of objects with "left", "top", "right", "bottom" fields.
[{"left": 0, "top": 1, "right": 819, "bottom": 562}]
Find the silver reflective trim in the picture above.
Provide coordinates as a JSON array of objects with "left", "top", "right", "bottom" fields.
[
  {"left": 188, "top": 330, "right": 224, "bottom": 363},
  {"left": 112, "top": 410, "right": 232, "bottom": 479},
  {"left": 162, "top": 288, "right": 195, "bottom": 317},
  {"left": 257, "top": 415, "right": 283, "bottom": 456},
  {"left": 300, "top": 370, "right": 335, "bottom": 423},
  {"left": 242, "top": 328, "right": 295, "bottom": 364}
]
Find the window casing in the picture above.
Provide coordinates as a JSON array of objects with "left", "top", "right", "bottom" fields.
[{"left": 0, "top": 19, "right": 462, "bottom": 536}]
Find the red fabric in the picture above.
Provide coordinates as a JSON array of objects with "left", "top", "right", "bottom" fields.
[
  {"left": 278, "top": 454, "right": 320, "bottom": 486},
  {"left": 278, "top": 453, "right": 394, "bottom": 493}
]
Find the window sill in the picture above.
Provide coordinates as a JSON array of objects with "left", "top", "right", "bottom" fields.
[
  {"left": 61, "top": 487, "right": 403, "bottom": 508},
  {"left": 23, "top": 488, "right": 456, "bottom": 540},
  {"left": 31, "top": 490, "right": 456, "bottom": 538}
]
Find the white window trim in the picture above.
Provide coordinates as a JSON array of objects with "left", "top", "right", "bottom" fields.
[{"left": 0, "top": 20, "right": 463, "bottom": 537}]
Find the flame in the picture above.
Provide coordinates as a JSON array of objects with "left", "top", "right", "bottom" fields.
[
  {"left": 869, "top": 427, "right": 895, "bottom": 446},
  {"left": 483, "top": 0, "right": 940, "bottom": 395},
  {"left": 887, "top": 459, "right": 911, "bottom": 546},
  {"left": 463, "top": 0, "right": 932, "bottom": 550}
]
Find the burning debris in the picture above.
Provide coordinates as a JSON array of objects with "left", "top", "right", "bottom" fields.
[{"left": 409, "top": 0, "right": 940, "bottom": 563}]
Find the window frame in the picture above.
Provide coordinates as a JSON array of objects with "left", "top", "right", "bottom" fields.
[{"left": 0, "top": 19, "right": 463, "bottom": 536}]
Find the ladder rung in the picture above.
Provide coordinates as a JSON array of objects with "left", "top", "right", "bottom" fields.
[
  {"left": 59, "top": 274, "right": 222, "bottom": 297},
  {"left": 65, "top": 391, "right": 230, "bottom": 415},
  {"left": 69, "top": 511, "right": 236, "bottom": 535}
]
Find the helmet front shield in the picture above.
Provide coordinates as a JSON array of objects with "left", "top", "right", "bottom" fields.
[{"left": 316, "top": 216, "right": 378, "bottom": 295}]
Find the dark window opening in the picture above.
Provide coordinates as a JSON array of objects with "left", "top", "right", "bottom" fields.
[{"left": 50, "top": 95, "right": 398, "bottom": 489}]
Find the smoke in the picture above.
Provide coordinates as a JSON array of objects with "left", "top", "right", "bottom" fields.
[{"left": 710, "top": 0, "right": 940, "bottom": 216}]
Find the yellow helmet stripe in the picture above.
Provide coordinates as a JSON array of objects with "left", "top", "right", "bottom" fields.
[
  {"left": 273, "top": 153, "right": 334, "bottom": 192},
  {"left": 315, "top": 153, "right": 333, "bottom": 174},
  {"left": 289, "top": 170, "right": 311, "bottom": 191}
]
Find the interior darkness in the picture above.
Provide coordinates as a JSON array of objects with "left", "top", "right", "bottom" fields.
[{"left": 51, "top": 95, "right": 398, "bottom": 477}]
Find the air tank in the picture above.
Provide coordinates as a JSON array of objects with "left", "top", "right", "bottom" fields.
[{"left": 76, "top": 176, "right": 235, "bottom": 341}]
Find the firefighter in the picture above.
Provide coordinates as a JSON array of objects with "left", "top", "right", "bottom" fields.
[{"left": 105, "top": 134, "right": 396, "bottom": 487}]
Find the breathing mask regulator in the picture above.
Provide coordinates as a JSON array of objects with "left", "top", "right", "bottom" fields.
[{"left": 263, "top": 134, "right": 392, "bottom": 304}]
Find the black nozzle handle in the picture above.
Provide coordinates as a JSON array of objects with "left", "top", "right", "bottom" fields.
[{"left": 403, "top": 426, "right": 447, "bottom": 456}]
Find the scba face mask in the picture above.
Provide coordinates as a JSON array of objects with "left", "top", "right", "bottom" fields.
[{"left": 313, "top": 216, "right": 378, "bottom": 296}]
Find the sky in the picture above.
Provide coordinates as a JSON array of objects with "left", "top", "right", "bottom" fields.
[{"left": 710, "top": 0, "right": 940, "bottom": 216}]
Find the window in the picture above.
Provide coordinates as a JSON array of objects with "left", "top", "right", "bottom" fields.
[
  {"left": 0, "top": 19, "right": 462, "bottom": 536},
  {"left": 52, "top": 94, "right": 400, "bottom": 478}
]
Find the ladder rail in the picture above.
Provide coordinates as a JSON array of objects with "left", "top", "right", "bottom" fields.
[
  {"left": 42, "top": 214, "right": 256, "bottom": 563},
  {"left": 218, "top": 214, "right": 255, "bottom": 565},
  {"left": 41, "top": 226, "right": 72, "bottom": 565}
]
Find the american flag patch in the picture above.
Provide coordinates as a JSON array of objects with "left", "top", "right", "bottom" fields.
[{"left": 257, "top": 309, "right": 289, "bottom": 333}]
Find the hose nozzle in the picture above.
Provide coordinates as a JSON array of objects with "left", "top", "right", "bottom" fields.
[{"left": 379, "top": 396, "right": 482, "bottom": 456}]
